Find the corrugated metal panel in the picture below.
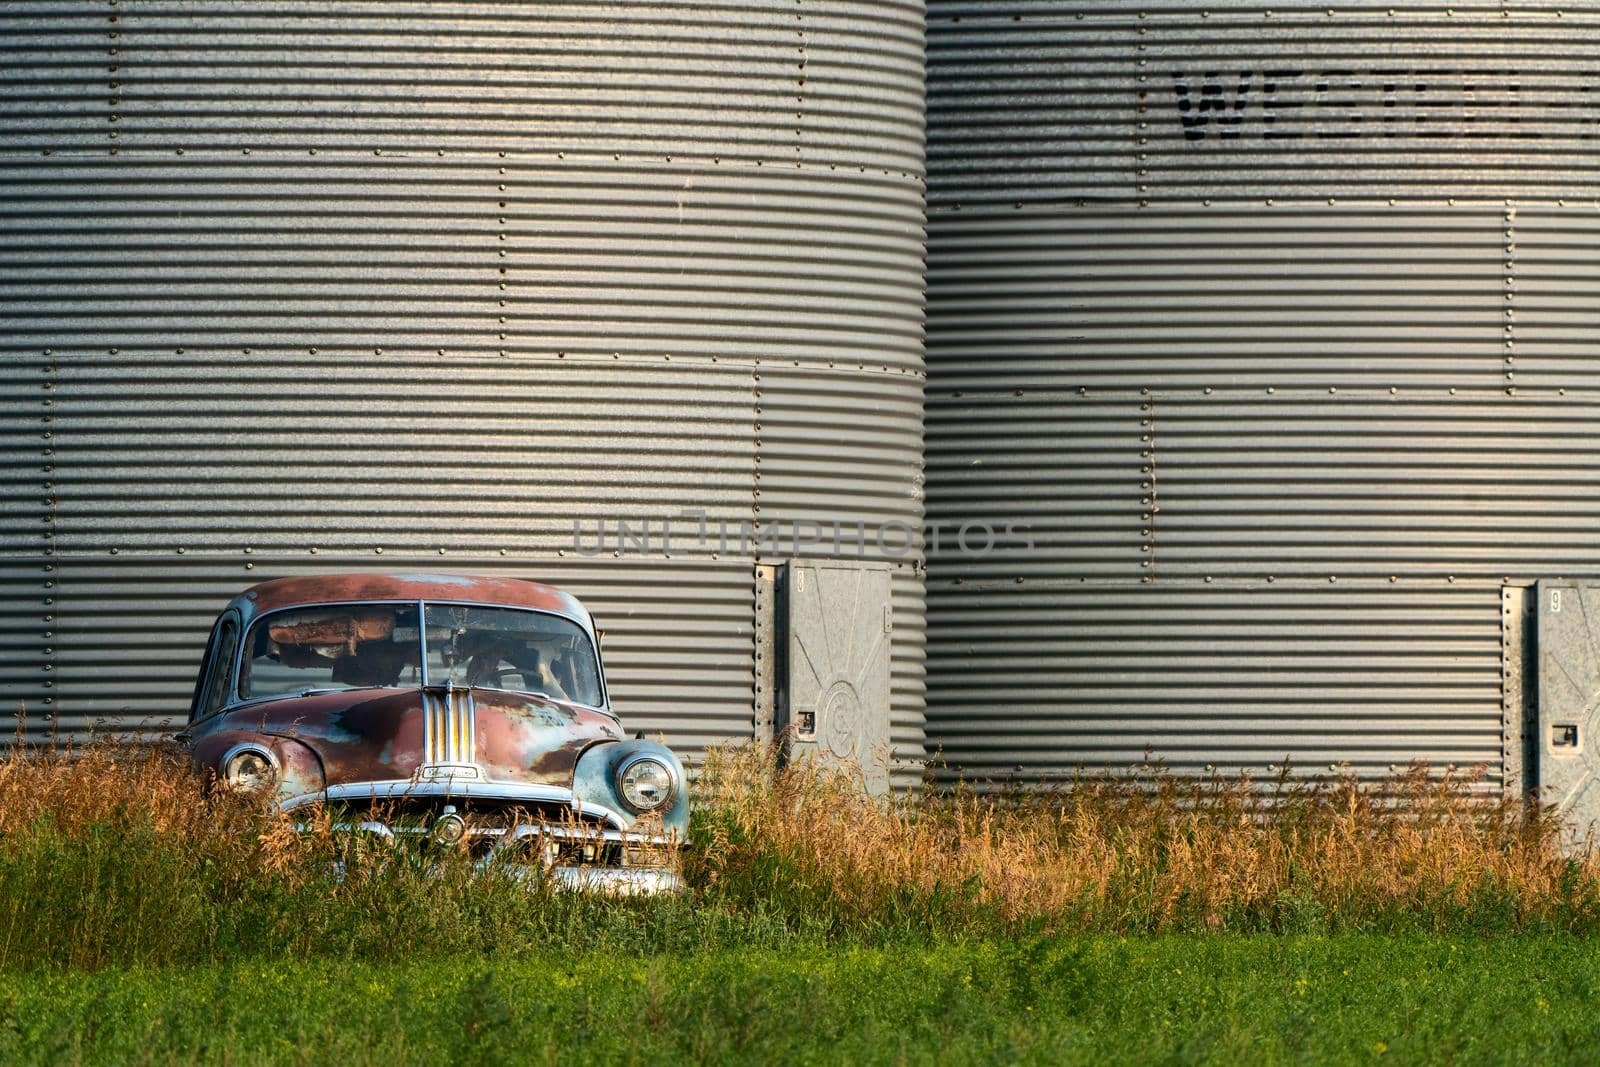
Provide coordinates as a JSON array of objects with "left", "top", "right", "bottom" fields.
[
  {"left": 888, "top": 563, "right": 927, "bottom": 788},
  {"left": 0, "top": 157, "right": 925, "bottom": 370},
  {"left": 1, "top": 156, "right": 499, "bottom": 354},
  {"left": 925, "top": 394, "right": 1143, "bottom": 581},
  {"left": 927, "top": 3, "right": 1600, "bottom": 206},
  {"left": 926, "top": 6, "right": 1137, "bottom": 202},
  {"left": 925, "top": 583, "right": 1504, "bottom": 783},
  {"left": 47, "top": 356, "right": 755, "bottom": 554},
  {"left": 0, "top": 6, "right": 111, "bottom": 152},
  {"left": 0, "top": 562, "right": 50, "bottom": 731},
  {"left": 756, "top": 367, "right": 925, "bottom": 548},
  {"left": 0, "top": 352, "right": 50, "bottom": 727},
  {"left": 924, "top": 1, "right": 1597, "bottom": 787},
  {"left": 0, "top": 357, "right": 46, "bottom": 555},
  {"left": 1138, "top": 5, "right": 1600, "bottom": 202},
  {"left": 1154, "top": 396, "right": 1600, "bottom": 581},
  {"left": 494, "top": 164, "right": 926, "bottom": 370},
  {"left": 927, "top": 206, "right": 1505, "bottom": 392},
  {"left": 1511, "top": 205, "right": 1600, "bottom": 392},
  {"left": 0, "top": 0, "right": 929, "bottom": 769},
  {"left": 1, "top": 1, "right": 923, "bottom": 172}
]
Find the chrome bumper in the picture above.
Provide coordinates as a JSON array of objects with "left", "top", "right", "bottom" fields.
[
  {"left": 299, "top": 818, "right": 686, "bottom": 896},
  {"left": 546, "top": 865, "right": 686, "bottom": 896},
  {"left": 279, "top": 779, "right": 629, "bottom": 830},
  {"left": 495, "top": 824, "right": 687, "bottom": 895}
]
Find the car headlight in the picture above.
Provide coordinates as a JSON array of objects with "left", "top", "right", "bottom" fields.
[
  {"left": 223, "top": 746, "right": 278, "bottom": 793},
  {"left": 617, "top": 755, "right": 675, "bottom": 813}
]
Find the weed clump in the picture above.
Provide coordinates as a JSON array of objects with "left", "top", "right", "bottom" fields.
[{"left": 692, "top": 747, "right": 1600, "bottom": 937}]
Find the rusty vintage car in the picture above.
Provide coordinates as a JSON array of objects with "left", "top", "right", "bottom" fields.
[{"left": 181, "top": 573, "right": 687, "bottom": 893}]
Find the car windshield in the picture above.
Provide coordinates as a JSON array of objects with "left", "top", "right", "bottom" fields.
[
  {"left": 239, "top": 602, "right": 603, "bottom": 707},
  {"left": 241, "top": 604, "right": 423, "bottom": 699},
  {"left": 423, "top": 603, "right": 603, "bottom": 707}
]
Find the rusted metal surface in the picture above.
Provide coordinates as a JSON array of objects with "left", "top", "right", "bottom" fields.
[
  {"left": 242, "top": 573, "right": 586, "bottom": 619},
  {"left": 189, "top": 688, "right": 626, "bottom": 796}
]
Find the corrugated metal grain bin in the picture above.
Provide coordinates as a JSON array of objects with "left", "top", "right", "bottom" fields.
[
  {"left": 0, "top": 1, "right": 928, "bottom": 784},
  {"left": 924, "top": 0, "right": 1600, "bottom": 799}
]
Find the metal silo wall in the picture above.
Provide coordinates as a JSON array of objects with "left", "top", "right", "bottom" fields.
[
  {"left": 0, "top": 1, "right": 927, "bottom": 775},
  {"left": 925, "top": 1, "right": 1600, "bottom": 787}
]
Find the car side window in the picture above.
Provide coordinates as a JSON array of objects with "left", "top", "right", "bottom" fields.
[
  {"left": 188, "top": 619, "right": 224, "bottom": 722},
  {"left": 195, "top": 617, "right": 240, "bottom": 720}
]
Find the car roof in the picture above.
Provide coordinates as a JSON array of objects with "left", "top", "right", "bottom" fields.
[{"left": 235, "top": 573, "right": 588, "bottom": 622}]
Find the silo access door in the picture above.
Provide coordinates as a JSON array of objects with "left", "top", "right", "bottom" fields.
[
  {"left": 776, "top": 560, "right": 892, "bottom": 796},
  {"left": 1536, "top": 580, "right": 1600, "bottom": 846}
]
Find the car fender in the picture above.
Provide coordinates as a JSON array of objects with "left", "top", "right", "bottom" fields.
[
  {"left": 572, "top": 739, "right": 688, "bottom": 837},
  {"left": 192, "top": 730, "right": 326, "bottom": 803}
]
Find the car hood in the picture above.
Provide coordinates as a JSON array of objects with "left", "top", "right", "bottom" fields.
[{"left": 220, "top": 687, "right": 626, "bottom": 788}]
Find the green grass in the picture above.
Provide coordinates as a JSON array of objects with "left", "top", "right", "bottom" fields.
[{"left": 1, "top": 936, "right": 1595, "bottom": 1065}]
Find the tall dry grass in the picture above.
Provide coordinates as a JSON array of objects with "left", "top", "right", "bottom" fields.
[
  {"left": 693, "top": 746, "right": 1600, "bottom": 936},
  {"left": 0, "top": 735, "right": 1597, "bottom": 973},
  {"left": 0, "top": 738, "right": 727, "bottom": 970},
  {"left": 0, "top": 735, "right": 241, "bottom": 840}
]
